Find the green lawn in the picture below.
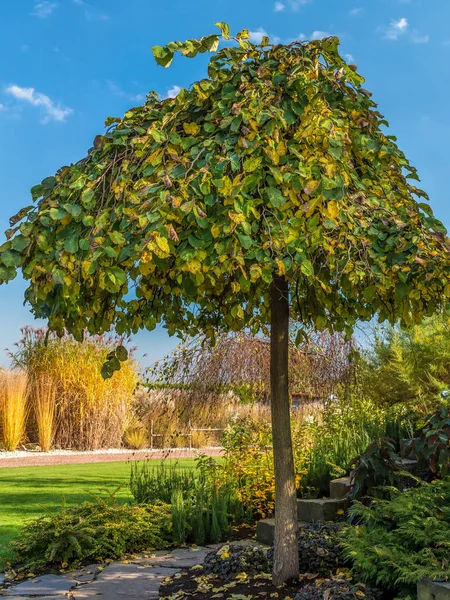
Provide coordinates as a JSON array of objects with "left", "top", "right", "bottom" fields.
[{"left": 0, "top": 458, "right": 196, "bottom": 564}]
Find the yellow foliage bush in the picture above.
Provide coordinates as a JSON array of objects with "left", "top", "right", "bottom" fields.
[{"left": 217, "top": 416, "right": 311, "bottom": 518}]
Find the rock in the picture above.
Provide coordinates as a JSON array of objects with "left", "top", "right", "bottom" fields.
[
  {"left": 401, "top": 458, "right": 419, "bottom": 472},
  {"left": 329, "top": 477, "right": 352, "bottom": 499},
  {"left": 417, "top": 579, "right": 450, "bottom": 600},
  {"left": 297, "top": 498, "right": 348, "bottom": 522},
  {"left": 3, "top": 573, "right": 76, "bottom": 596}
]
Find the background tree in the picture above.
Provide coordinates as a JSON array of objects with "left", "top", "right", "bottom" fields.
[
  {"left": 1, "top": 23, "right": 450, "bottom": 583},
  {"left": 149, "top": 330, "right": 354, "bottom": 405}
]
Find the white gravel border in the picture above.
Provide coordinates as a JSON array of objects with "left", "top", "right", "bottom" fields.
[{"left": 0, "top": 446, "right": 222, "bottom": 459}]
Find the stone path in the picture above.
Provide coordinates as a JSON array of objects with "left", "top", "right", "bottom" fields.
[{"left": 0, "top": 547, "right": 212, "bottom": 599}]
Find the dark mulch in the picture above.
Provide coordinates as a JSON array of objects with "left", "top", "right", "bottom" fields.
[{"left": 159, "top": 565, "right": 303, "bottom": 600}]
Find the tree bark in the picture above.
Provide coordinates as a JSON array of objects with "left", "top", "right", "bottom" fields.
[{"left": 270, "top": 275, "right": 299, "bottom": 585}]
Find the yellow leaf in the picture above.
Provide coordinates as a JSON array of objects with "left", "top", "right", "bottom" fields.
[
  {"left": 326, "top": 200, "right": 339, "bottom": 222},
  {"left": 183, "top": 122, "right": 200, "bottom": 135},
  {"left": 155, "top": 236, "right": 170, "bottom": 254}
]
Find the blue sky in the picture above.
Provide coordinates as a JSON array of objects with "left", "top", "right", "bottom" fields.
[{"left": 0, "top": 0, "right": 449, "bottom": 368}]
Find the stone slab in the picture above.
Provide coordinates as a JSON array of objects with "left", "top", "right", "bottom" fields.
[
  {"left": 297, "top": 497, "right": 348, "bottom": 522},
  {"left": 138, "top": 547, "right": 209, "bottom": 568},
  {"left": 3, "top": 574, "right": 76, "bottom": 596},
  {"left": 329, "top": 477, "right": 352, "bottom": 499},
  {"left": 418, "top": 580, "right": 450, "bottom": 600},
  {"left": 72, "top": 563, "right": 175, "bottom": 599}
]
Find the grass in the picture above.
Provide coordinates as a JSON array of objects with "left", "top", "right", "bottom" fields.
[{"left": 0, "top": 458, "right": 196, "bottom": 565}]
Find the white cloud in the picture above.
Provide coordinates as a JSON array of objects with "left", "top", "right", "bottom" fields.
[
  {"left": 107, "top": 81, "right": 144, "bottom": 103},
  {"left": 274, "top": 1, "right": 285, "bottom": 11},
  {"left": 344, "top": 53, "right": 355, "bottom": 62},
  {"left": 380, "top": 18, "right": 429, "bottom": 44},
  {"left": 31, "top": 1, "right": 57, "bottom": 18},
  {"left": 249, "top": 28, "right": 281, "bottom": 44},
  {"left": 349, "top": 7, "right": 363, "bottom": 15},
  {"left": 382, "top": 17, "right": 408, "bottom": 40},
  {"left": 311, "top": 30, "right": 330, "bottom": 40},
  {"left": 0, "top": 103, "right": 5, "bottom": 111},
  {"left": 72, "top": 0, "right": 109, "bottom": 21},
  {"left": 411, "top": 30, "right": 429, "bottom": 44},
  {"left": 5, "top": 85, "right": 73, "bottom": 123},
  {"left": 288, "top": 0, "right": 310, "bottom": 10},
  {"left": 167, "top": 85, "right": 182, "bottom": 99},
  {"left": 249, "top": 28, "right": 268, "bottom": 43}
]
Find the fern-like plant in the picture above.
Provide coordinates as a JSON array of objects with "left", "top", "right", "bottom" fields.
[{"left": 341, "top": 479, "right": 450, "bottom": 594}]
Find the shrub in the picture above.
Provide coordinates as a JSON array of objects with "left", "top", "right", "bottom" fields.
[
  {"left": 341, "top": 479, "right": 450, "bottom": 591},
  {"left": 130, "top": 458, "right": 237, "bottom": 546},
  {"left": 11, "top": 327, "right": 138, "bottom": 450},
  {"left": 294, "top": 575, "right": 381, "bottom": 600},
  {"left": 203, "top": 544, "right": 270, "bottom": 580},
  {"left": 218, "top": 416, "right": 310, "bottom": 518},
  {"left": 303, "top": 393, "right": 409, "bottom": 496},
  {"left": 360, "top": 314, "right": 450, "bottom": 412},
  {"left": 9, "top": 491, "right": 171, "bottom": 571},
  {"left": 0, "top": 371, "right": 28, "bottom": 451},
  {"left": 406, "top": 406, "right": 450, "bottom": 477},
  {"left": 268, "top": 523, "right": 346, "bottom": 577},
  {"left": 349, "top": 437, "right": 412, "bottom": 501}
]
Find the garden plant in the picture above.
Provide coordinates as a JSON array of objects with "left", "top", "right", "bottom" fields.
[{"left": 1, "top": 23, "right": 450, "bottom": 583}]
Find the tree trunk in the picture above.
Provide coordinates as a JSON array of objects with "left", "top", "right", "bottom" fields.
[{"left": 270, "top": 275, "right": 299, "bottom": 585}]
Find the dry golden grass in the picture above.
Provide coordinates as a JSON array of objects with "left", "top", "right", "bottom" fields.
[
  {"left": 11, "top": 328, "right": 138, "bottom": 450},
  {"left": 123, "top": 423, "right": 149, "bottom": 449},
  {"left": 0, "top": 371, "right": 28, "bottom": 451},
  {"left": 32, "top": 375, "right": 57, "bottom": 452}
]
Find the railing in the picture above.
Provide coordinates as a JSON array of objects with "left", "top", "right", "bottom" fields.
[{"left": 149, "top": 419, "right": 225, "bottom": 450}]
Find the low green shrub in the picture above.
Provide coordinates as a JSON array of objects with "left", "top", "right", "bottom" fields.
[
  {"left": 130, "top": 460, "right": 197, "bottom": 505},
  {"left": 341, "top": 479, "right": 450, "bottom": 592},
  {"left": 9, "top": 491, "right": 171, "bottom": 571},
  {"left": 130, "top": 458, "right": 238, "bottom": 546},
  {"left": 268, "top": 522, "right": 346, "bottom": 577},
  {"left": 203, "top": 544, "right": 270, "bottom": 580},
  {"left": 294, "top": 575, "right": 381, "bottom": 600}
]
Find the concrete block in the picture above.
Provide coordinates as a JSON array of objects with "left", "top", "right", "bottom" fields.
[
  {"left": 329, "top": 477, "right": 352, "bottom": 499},
  {"left": 418, "top": 579, "right": 450, "bottom": 600},
  {"left": 256, "top": 519, "right": 275, "bottom": 545},
  {"left": 297, "top": 498, "right": 348, "bottom": 522}
]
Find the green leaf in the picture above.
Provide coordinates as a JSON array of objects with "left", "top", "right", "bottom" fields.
[
  {"left": 237, "top": 234, "right": 253, "bottom": 249},
  {"left": 1, "top": 250, "right": 21, "bottom": 268},
  {"left": 49, "top": 208, "right": 66, "bottom": 221},
  {"left": 11, "top": 236, "right": 30, "bottom": 252},
  {"left": 214, "top": 22, "right": 231, "bottom": 40},
  {"left": 152, "top": 45, "right": 175, "bottom": 68},
  {"left": 64, "top": 235, "right": 79, "bottom": 254},
  {"left": 266, "top": 187, "right": 285, "bottom": 208},
  {"left": 64, "top": 204, "right": 82, "bottom": 218},
  {"left": 109, "top": 231, "right": 126, "bottom": 246},
  {"left": 116, "top": 346, "right": 129, "bottom": 362},
  {"left": 300, "top": 261, "right": 314, "bottom": 277},
  {"left": 395, "top": 282, "right": 409, "bottom": 298}
]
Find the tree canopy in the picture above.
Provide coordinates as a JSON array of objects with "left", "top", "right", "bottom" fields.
[{"left": 1, "top": 23, "right": 450, "bottom": 352}]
